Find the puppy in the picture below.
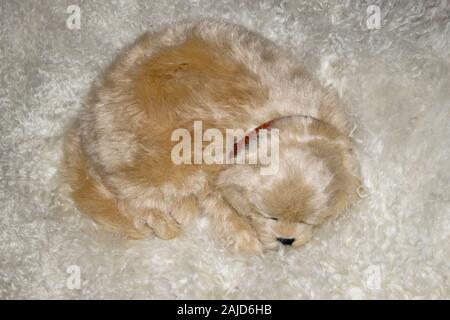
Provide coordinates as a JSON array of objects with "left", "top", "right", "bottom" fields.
[{"left": 62, "top": 20, "right": 361, "bottom": 253}]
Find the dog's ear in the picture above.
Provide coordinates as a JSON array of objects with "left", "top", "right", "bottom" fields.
[
  {"left": 220, "top": 184, "right": 254, "bottom": 217},
  {"left": 217, "top": 161, "right": 259, "bottom": 192}
]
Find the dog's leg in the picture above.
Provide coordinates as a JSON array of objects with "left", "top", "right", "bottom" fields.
[
  {"left": 139, "top": 207, "right": 181, "bottom": 240},
  {"left": 121, "top": 193, "right": 198, "bottom": 240},
  {"left": 202, "top": 192, "right": 263, "bottom": 254},
  {"left": 170, "top": 195, "right": 200, "bottom": 226}
]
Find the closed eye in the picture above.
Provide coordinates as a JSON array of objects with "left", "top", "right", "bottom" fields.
[
  {"left": 250, "top": 204, "right": 279, "bottom": 221},
  {"left": 258, "top": 211, "right": 278, "bottom": 221}
]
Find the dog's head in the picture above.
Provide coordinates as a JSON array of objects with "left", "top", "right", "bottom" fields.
[{"left": 218, "top": 116, "right": 361, "bottom": 249}]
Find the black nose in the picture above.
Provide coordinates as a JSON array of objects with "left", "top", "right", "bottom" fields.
[{"left": 277, "top": 237, "right": 295, "bottom": 245}]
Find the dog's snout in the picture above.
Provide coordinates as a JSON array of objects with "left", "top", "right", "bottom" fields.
[{"left": 277, "top": 237, "right": 295, "bottom": 245}]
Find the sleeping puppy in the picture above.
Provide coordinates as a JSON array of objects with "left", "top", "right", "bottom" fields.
[{"left": 62, "top": 20, "right": 361, "bottom": 254}]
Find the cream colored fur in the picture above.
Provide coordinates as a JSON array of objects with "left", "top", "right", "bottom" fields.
[{"left": 62, "top": 20, "right": 361, "bottom": 253}]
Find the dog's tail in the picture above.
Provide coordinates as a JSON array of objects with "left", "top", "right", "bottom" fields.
[{"left": 61, "top": 124, "right": 150, "bottom": 239}]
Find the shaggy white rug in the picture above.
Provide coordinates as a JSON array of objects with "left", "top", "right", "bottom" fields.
[{"left": 1, "top": 0, "right": 449, "bottom": 299}]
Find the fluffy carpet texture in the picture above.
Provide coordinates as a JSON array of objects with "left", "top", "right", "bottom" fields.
[{"left": 0, "top": 0, "right": 449, "bottom": 299}]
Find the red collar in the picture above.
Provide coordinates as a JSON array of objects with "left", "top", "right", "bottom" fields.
[
  {"left": 231, "top": 114, "right": 320, "bottom": 158},
  {"left": 232, "top": 119, "right": 274, "bottom": 157}
]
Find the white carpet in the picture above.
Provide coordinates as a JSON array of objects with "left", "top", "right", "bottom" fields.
[{"left": 0, "top": 0, "right": 449, "bottom": 299}]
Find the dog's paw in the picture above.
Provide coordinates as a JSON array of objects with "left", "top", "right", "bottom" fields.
[
  {"left": 145, "top": 209, "right": 181, "bottom": 240},
  {"left": 171, "top": 195, "right": 199, "bottom": 226},
  {"left": 229, "top": 228, "right": 263, "bottom": 254},
  {"left": 154, "top": 221, "right": 181, "bottom": 240}
]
